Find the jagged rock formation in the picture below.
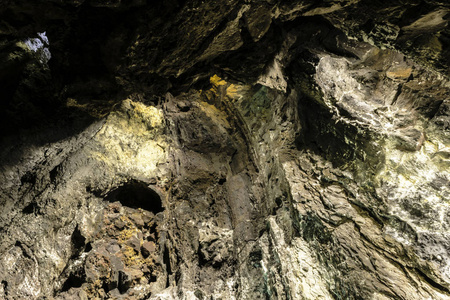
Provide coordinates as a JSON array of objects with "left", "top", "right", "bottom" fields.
[{"left": 0, "top": 1, "right": 449, "bottom": 299}]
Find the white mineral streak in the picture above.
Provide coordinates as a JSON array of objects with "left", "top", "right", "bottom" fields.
[
  {"left": 315, "top": 50, "right": 450, "bottom": 287},
  {"left": 1, "top": 246, "right": 41, "bottom": 298},
  {"left": 267, "top": 217, "right": 333, "bottom": 299}
]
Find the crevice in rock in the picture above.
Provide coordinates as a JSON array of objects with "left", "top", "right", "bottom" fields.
[
  {"left": 163, "top": 245, "right": 172, "bottom": 288},
  {"left": 391, "top": 83, "right": 403, "bottom": 106},
  {"left": 1, "top": 280, "right": 7, "bottom": 297},
  {"left": 60, "top": 267, "right": 85, "bottom": 292},
  {"left": 70, "top": 225, "right": 86, "bottom": 256},
  {"left": 415, "top": 268, "right": 450, "bottom": 295},
  {"left": 49, "top": 165, "right": 60, "bottom": 183},
  {"left": 118, "top": 270, "right": 131, "bottom": 294}
]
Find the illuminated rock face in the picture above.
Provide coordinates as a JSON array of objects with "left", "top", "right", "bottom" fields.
[{"left": 0, "top": 1, "right": 449, "bottom": 299}]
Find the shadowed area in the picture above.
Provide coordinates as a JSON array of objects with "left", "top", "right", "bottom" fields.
[{"left": 105, "top": 180, "right": 164, "bottom": 214}]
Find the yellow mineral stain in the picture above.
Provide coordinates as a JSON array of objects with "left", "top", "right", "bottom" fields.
[
  {"left": 208, "top": 74, "right": 241, "bottom": 99},
  {"left": 121, "top": 99, "right": 164, "bottom": 129},
  {"left": 122, "top": 245, "right": 144, "bottom": 266},
  {"left": 89, "top": 99, "right": 167, "bottom": 178},
  {"left": 210, "top": 74, "right": 227, "bottom": 86},
  {"left": 226, "top": 84, "right": 238, "bottom": 98}
]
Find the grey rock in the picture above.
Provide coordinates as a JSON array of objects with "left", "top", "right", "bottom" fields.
[{"left": 0, "top": 1, "right": 450, "bottom": 299}]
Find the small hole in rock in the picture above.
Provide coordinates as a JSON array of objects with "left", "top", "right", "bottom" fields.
[
  {"left": 23, "top": 202, "right": 39, "bottom": 214},
  {"left": 21, "top": 171, "right": 36, "bottom": 185},
  {"left": 105, "top": 180, "right": 164, "bottom": 214}
]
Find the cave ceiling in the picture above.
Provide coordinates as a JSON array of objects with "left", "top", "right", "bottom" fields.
[{"left": 0, "top": 0, "right": 450, "bottom": 299}]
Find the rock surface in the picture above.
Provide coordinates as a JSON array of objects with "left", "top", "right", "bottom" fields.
[{"left": 0, "top": 1, "right": 449, "bottom": 299}]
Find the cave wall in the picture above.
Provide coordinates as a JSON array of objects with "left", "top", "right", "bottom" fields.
[{"left": 0, "top": 0, "right": 449, "bottom": 299}]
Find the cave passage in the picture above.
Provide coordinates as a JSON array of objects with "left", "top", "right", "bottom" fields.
[{"left": 104, "top": 180, "right": 163, "bottom": 214}]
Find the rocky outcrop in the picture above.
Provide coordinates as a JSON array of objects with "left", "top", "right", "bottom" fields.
[{"left": 0, "top": 0, "right": 449, "bottom": 299}]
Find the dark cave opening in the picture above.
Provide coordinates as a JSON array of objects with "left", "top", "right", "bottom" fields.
[{"left": 104, "top": 180, "right": 164, "bottom": 214}]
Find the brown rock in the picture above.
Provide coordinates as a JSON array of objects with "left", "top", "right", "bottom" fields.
[
  {"left": 141, "top": 241, "right": 156, "bottom": 258},
  {"left": 129, "top": 213, "right": 145, "bottom": 228},
  {"left": 126, "top": 235, "right": 141, "bottom": 252},
  {"left": 386, "top": 67, "right": 412, "bottom": 80}
]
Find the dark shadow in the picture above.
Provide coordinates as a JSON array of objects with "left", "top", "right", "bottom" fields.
[
  {"left": 60, "top": 267, "right": 85, "bottom": 292},
  {"left": 0, "top": 0, "right": 163, "bottom": 167},
  {"left": 105, "top": 180, "right": 164, "bottom": 214}
]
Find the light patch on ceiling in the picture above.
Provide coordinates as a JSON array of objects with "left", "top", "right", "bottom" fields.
[
  {"left": 88, "top": 99, "right": 169, "bottom": 180},
  {"left": 24, "top": 31, "right": 51, "bottom": 64}
]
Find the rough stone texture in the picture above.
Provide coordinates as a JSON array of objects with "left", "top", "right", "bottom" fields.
[{"left": 1, "top": 1, "right": 450, "bottom": 299}]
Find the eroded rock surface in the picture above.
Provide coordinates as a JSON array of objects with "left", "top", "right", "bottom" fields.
[{"left": 1, "top": 0, "right": 449, "bottom": 299}]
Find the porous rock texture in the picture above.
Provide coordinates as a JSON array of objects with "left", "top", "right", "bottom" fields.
[{"left": 0, "top": 0, "right": 449, "bottom": 299}]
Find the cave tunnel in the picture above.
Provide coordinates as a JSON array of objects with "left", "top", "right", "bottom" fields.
[{"left": 104, "top": 180, "right": 164, "bottom": 214}]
